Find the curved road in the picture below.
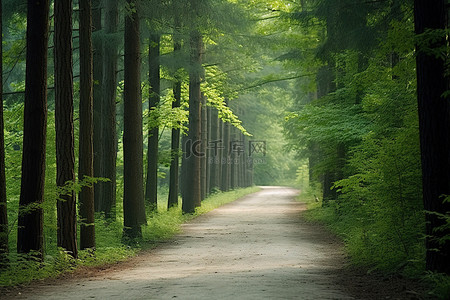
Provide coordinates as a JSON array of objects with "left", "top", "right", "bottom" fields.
[{"left": 5, "top": 186, "right": 353, "bottom": 300}]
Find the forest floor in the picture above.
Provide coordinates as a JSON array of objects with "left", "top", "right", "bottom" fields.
[{"left": 2, "top": 186, "right": 428, "bottom": 299}]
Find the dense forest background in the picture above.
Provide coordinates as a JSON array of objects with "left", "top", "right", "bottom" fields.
[{"left": 0, "top": 0, "right": 449, "bottom": 297}]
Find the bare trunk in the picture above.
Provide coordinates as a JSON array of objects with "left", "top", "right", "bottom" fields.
[
  {"left": 145, "top": 33, "right": 160, "bottom": 211},
  {"left": 220, "top": 122, "right": 230, "bottom": 192},
  {"left": 0, "top": 0, "right": 8, "bottom": 267},
  {"left": 123, "top": 0, "right": 146, "bottom": 239},
  {"left": 182, "top": 30, "right": 203, "bottom": 213},
  {"left": 102, "top": 0, "right": 118, "bottom": 219},
  {"left": 92, "top": 0, "right": 103, "bottom": 212},
  {"left": 168, "top": 7, "right": 182, "bottom": 209},
  {"left": 415, "top": 0, "right": 450, "bottom": 274},
  {"left": 201, "top": 94, "right": 207, "bottom": 200},
  {"left": 168, "top": 62, "right": 182, "bottom": 207},
  {"left": 208, "top": 108, "right": 220, "bottom": 192},
  {"left": 55, "top": 0, "right": 77, "bottom": 258},
  {"left": 79, "top": 0, "right": 95, "bottom": 250},
  {"left": 17, "top": 0, "right": 50, "bottom": 259}
]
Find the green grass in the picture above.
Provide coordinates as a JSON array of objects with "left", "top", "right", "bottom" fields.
[
  {"left": 0, "top": 186, "right": 260, "bottom": 287},
  {"left": 142, "top": 186, "right": 261, "bottom": 245}
]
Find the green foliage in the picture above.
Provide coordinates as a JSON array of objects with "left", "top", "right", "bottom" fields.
[
  {"left": 284, "top": 1, "right": 428, "bottom": 278},
  {"left": 427, "top": 196, "right": 450, "bottom": 248},
  {"left": 424, "top": 272, "right": 450, "bottom": 300},
  {"left": 203, "top": 66, "right": 249, "bottom": 135},
  {"left": 0, "top": 249, "right": 77, "bottom": 286},
  {"left": 194, "top": 186, "right": 260, "bottom": 215}
]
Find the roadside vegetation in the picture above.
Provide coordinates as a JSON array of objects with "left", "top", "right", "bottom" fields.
[
  {"left": 0, "top": 186, "right": 259, "bottom": 287},
  {"left": 298, "top": 186, "right": 449, "bottom": 299}
]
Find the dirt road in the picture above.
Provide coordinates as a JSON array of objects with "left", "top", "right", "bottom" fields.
[{"left": 4, "top": 186, "right": 353, "bottom": 299}]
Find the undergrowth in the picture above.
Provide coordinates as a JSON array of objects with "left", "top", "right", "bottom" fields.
[
  {"left": 0, "top": 186, "right": 259, "bottom": 287},
  {"left": 298, "top": 186, "right": 450, "bottom": 299}
]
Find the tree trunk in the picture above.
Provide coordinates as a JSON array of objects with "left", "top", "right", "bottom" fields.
[
  {"left": 414, "top": 0, "right": 450, "bottom": 274},
  {"left": 92, "top": 0, "right": 103, "bottom": 212},
  {"left": 0, "top": 0, "right": 8, "bottom": 267},
  {"left": 168, "top": 28, "right": 182, "bottom": 209},
  {"left": 55, "top": 0, "right": 77, "bottom": 258},
  {"left": 208, "top": 108, "right": 219, "bottom": 193},
  {"left": 201, "top": 93, "right": 207, "bottom": 200},
  {"left": 220, "top": 122, "right": 230, "bottom": 192},
  {"left": 230, "top": 127, "right": 237, "bottom": 190},
  {"left": 123, "top": 0, "right": 145, "bottom": 240},
  {"left": 17, "top": 0, "right": 50, "bottom": 259},
  {"left": 145, "top": 33, "right": 160, "bottom": 211},
  {"left": 168, "top": 105, "right": 181, "bottom": 209},
  {"left": 102, "top": 0, "right": 118, "bottom": 219},
  {"left": 79, "top": 0, "right": 95, "bottom": 250},
  {"left": 217, "top": 118, "right": 223, "bottom": 189},
  {"left": 322, "top": 170, "right": 335, "bottom": 205},
  {"left": 180, "top": 133, "right": 188, "bottom": 204},
  {"left": 182, "top": 30, "right": 203, "bottom": 213},
  {"left": 206, "top": 106, "right": 214, "bottom": 195}
]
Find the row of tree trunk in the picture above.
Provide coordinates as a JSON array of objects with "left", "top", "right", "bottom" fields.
[
  {"left": 181, "top": 97, "right": 254, "bottom": 213},
  {"left": 1, "top": 0, "right": 254, "bottom": 261}
]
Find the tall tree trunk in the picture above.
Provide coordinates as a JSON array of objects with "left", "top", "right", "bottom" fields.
[
  {"left": 79, "top": 0, "right": 95, "bottom": 250},
  {"left": 123, "top": 0, "right": 146, "bottom": 240},
  {"left": 0, "top": 0, "right": 8, "bottom": 267},
  {"left": 247, "top": 150, "right": 253, "bottom": 187},
  {"left": 55, "top": 0, "right": 77, "bottom": 258},
  {"left": 92, "top": 0, "right": 103, "bottom": 212},
  {"left": 168, "top": 31, "right": 182, "bottom": 209},
  {"left": 220, "top": 122, "right": 230, "bottom": 192},
  {"left": 239, "top": 132, "right": 246, "bottom": 188},
  {"left": 180, "top": 133, "right": 188, "bottom": 204},
  {"left": 217, "top": 119, "right": 223, "bottom": 189},
  {"left": 206, "top": 106, "right": 214, "bottom": 195},
  {"left": 102, "top": 0, "right": 118, "bottom": 219},
  {"left": 17, "top": 0, "right": 50, "bottom": 259},
  {"left": 208, "top": 108, "right": 219, "bottom": 193},
  {"left": 182, "top": 30, "right": 203, "bottom": 213},
  {"left": 145, "top": 33, "right": 160, "bottom": 211},
  {"left": 414, "top": 0, "right": 450, "bottom": 274},
  {"left": 230, "top": 127, "right": 237, "bottom": 190},
  {"left": 201, "top": 93, "right": 207, "bottom": 200},
  {"left": 168, "top": 104, "right": 181, "bottom": 209}
]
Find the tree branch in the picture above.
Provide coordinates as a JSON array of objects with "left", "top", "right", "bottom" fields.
[{"left": 235, "top": 73, "right": 316, "bottom": 92}]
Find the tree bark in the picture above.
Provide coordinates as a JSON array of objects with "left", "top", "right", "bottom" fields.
[
  {"left": 0, "top": 0, "right": 8, "bottom": 267},
  {"left": 206, "top": 106, "right": 212, "bottom": 193},
  {"left": 101, "top": 0, "right": 119, "bottom": 219},
  {"left": 220, "top": 121, "right": 230, "bottom": 192},
  {"left": 145, "top": 33, "right": 160, "bottom": 211},
  {"left": 230, "top": 127, "right": 237, "bottom": 190},
  {"left": 92, "top": 0, "right": 103, "bottom": 212},
  {"left": 17, "top": 0, "right": 50, "bottom": 259},
  {"left": 182, "top": 30, "right": 203, "bottom": 213},
  {"left": 79, "top": 0, "right": 95, "bottom": 250},
  {"left": 55, "top": 0, "right": 77, "bottom": 258},
  {"left": 208, "top": 108, "right": 220, "bottom": 193},
  {"left": 201, "top": 93, "right": 207, "bottom": 200},
  {"left": 414, "top": 0, "right": 450, "bottom": 274},
  {"left": 123, "top": 0, "right": 146, "bottom": 240},
  {"left": 168, "top": 26, "right": 182, "bottom": 209}
]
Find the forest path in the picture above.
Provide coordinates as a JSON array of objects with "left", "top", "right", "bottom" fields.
[{"left": 4, "top": 186, "right": 353, "bottom": 300}]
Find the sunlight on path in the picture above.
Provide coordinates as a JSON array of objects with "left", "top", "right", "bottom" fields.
[{"left": 6, "top": 186, "right": 353, "bottom": 300}]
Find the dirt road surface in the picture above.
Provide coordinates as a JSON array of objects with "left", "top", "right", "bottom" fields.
[{"left": 4, "top": 187, "right": 355, "bottom": 299}]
